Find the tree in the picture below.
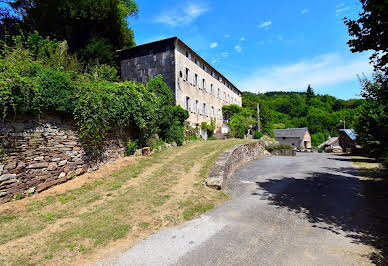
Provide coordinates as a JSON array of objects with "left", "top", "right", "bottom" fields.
[
  {"left": 0, "top": 0, "right": 138, "bottom": 64},
  {"left": 354, "top": 73, "right": 388, "bottom": 167},
  {"left": 344, "top": 0, "right": 388, "bottom": 73},
  {"left": 306, "top": 84, "right": 314, "bottom": 105}
]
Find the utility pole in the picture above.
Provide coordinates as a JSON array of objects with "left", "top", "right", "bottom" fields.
[
  {"left": 343, "top": 116, "right": 346, "bottom": 129},
  {"left": 257, "top": 103, "right": 261, "bottom": 132}
]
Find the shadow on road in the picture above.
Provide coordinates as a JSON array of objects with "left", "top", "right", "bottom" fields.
[{"left": 253, "top": 166, "right": 388, "bottom": 264}]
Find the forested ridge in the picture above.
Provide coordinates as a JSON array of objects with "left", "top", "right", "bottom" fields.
[{"left": 242, "top": 89, "right": 364, "bottom": 147}]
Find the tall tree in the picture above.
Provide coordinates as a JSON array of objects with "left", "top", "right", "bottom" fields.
[
  {"left": 306, "top": 84, "right": 314, "bottom": 105},
  {"left": 344, "top": 0, "right": 388, "bottom": 73},
  {"left": 0, "top": 0, "right": 138, "bottom": 64}
]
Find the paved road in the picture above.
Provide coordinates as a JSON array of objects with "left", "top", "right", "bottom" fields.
[{"left": 101, "top": 153, "right": 385, "bottom": 265}]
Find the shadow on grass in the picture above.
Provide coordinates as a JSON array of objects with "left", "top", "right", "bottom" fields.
[{"left": 253, "top": 168, "right": 388, "bottom": 264}]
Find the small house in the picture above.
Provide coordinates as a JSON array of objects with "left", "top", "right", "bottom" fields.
[
  {"left": 273, "top": 128, "right": 312, "bottom": 150},
  {"left": 339, "top": 129, "right": 357, "bottom": 151},
  {"left": 318, "top": 137, "right": 342, "bottom": 152}
]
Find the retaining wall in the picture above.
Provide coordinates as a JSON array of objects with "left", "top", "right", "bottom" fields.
[
  {"left": 205, "top": 140, "right": 271, "bottom": 189},
  {"left": 270, "top": 149, "right": 296, "bottom": 156},
  {"left": 0, "top": 114, "right": 127, "bottom": 203}
]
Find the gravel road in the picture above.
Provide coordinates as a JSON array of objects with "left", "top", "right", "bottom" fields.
[{"left": 100, "top": 152, "right": 386, "bottom": 266}]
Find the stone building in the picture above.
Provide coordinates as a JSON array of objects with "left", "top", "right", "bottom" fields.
[
  {"left": 273, "top": 128, "right": 312, "bottom": 150},
  {"left": 339, "top": 129, "right": 357, "bottom": 151},
  {"left": 118, "top": 37, "right": 242, "bottom": 132}
]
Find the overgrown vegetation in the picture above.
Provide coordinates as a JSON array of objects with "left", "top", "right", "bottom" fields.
[
  {"left": 0, "top": 33, "right": 188, "bottom": 150},
  {"left": 265, "top": 144, "right": 294, "bottom": 152},
  {"left": 0, "top": 0, "right": 138, "bottom": 65}
]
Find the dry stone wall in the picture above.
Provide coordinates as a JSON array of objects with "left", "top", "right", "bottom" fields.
[
  {"left": 205, "top": 140, "right": 271, "bottom": 190},
  {"left": 0, "top": 115, "right": 126, "bottom": 203}
]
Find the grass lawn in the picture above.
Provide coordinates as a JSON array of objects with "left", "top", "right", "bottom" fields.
[{"left": 0, "top": 139, "right": 251, "bottom": 265}]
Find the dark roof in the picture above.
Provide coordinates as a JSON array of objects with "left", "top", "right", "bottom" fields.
[
  {"left": 273, "top": 128, "right": 309, "bottom": 138},
  {"left": 339, "top": 129, "right": 357, "bottom": 140},
  {"left": 117, "top": 37, "right": 242, "bottom": 94}
]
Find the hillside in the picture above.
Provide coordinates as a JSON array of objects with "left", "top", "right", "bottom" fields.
[{"left": 242, "top": 90, "right": 364, "bottom": 147}]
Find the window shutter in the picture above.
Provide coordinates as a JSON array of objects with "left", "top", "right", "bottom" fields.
[
  {"left": 198, "top": 76, "right": 202, "bottom": 89},
  {"left": 199, "top": 101, "right": 202, "bottom": 115},
  {"left": 184, "top": 67, "right": 187, "bottom": 81}
]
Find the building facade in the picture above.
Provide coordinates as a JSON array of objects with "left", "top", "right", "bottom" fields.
[
  {"left": 273, "top": 128, "right": 312, "bottom": 150},
  {"left": 119, "top": 37, "right": 242, "bottom": 131}
]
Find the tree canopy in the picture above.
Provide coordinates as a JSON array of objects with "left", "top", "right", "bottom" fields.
[
  {"left": 344, "top": 0, "right": 388, "bottom": 73},
  {"left": 0, "top": 0, "right": 138, "bottom": 64}
]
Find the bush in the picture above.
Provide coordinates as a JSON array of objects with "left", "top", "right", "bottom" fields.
[
  {"left": 200, "top": 119, "right": 216, "bottom": 138},
  {"left": 266, "top": 144, "right": 294, "bottom": 152},
  {"left": 125, "top": 139, "right": 138, "bottom": 156},
  {"left": 164, "top": 122, "right": 185, "bottom": 146},
  {"left": 208, "top": 136, "right": 217, "bottom": 140},
  {"left": 253, "top": 131, "right": 263, "bottom": 139}
]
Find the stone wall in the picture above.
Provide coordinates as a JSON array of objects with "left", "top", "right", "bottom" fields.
[
  {"left": 0, "top": 115, "right": 127, "bottom": 203},
  {"left": 205, "top": 140, "right": 271, "bottom": 189}
]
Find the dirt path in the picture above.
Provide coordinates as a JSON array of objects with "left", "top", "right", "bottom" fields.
[{"left": 0, "top": 139, "right": 251, "bottom": 266}]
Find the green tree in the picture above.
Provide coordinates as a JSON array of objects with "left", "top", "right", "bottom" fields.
[
  {"left": 306, "top": 84, "right": 314, "bottom": 105},
  {"left": 344, "top": 0, "right": 388, "bottom": 73},
  {"left": 1, "top": 0, "right": 138, "bottom": 64},
  {"left": 354, "top": 73, "right": 388, "bottom": 167}
]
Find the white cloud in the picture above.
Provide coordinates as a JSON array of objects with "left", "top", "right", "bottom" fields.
[
  {"left": 210, "top": 42, "right": 218, "bottom": 48},
  {"left": 221, "top": 52, "right": 229, "bottom": 58},
  {"left": 258, "top": 20, "right": 272, "bottom": 30},
  {"left": 301, "top": 9, "right": 309, "bottom": 14},
  {"left": 336, "top": 3, "right": 344, "bottom": 8},
  {"left": 278, "top": 35, "right": 283, "bottom": 41},
  {"left": 240, "top": 37, "right": 246, "bottom": 41},
  {"left": 224, "top": 34, "right": 231, "bottom": 38},
  {"left": 336, "top": 5, "right": 349, "bottom": 16},
  {"left": 234, "top": 45, "right": 242, "bottom": 53},
  {"left": 239, "top": 53, "right": 372, "bottom": 93},
  {"left": 154, "top": 3, "right": 208, "bottom": 26}
]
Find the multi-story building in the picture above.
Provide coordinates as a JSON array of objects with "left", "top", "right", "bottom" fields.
[{"left": 118, "top": 37, "right": 242, "bottom": 132}]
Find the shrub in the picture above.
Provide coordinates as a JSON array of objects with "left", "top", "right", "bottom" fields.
[
  {"left": 125, "top": 139, "right": 138, "bottom": 156},
  {"left": 208, "top": 136, "right": 217, "bottom": 140},
  {"left": 253, "top": 131, "right": 263, "bottom": 139},
  {"left": 200, "top": 118, "right": 216, "bottom": 138},
  {"left": 164, "top": 122, "right": 185, "bottom": 146},
  {"left": 266, "top": 144, "right": 294, "bottom": 152}
]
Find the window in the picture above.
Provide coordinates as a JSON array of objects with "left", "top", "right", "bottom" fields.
[
  {"left": 194, "top": 74, "right": 198, "bottom": 87},
  {"left": 210, "top": 84, "right": 214, "bottom": 95},
  {"left": 186, "top": 51, "right": 192, "bottom": 60},
  {"left": 185, "top": 68, "right": 189, "bottom": 81},
  {"left": 217, "top": 88, "right": 220, "bottom": 98},
  {"left": 211, "top": 71, "right": 216, "bottom": 78},
  {"left": 202, "top": 103, "right": 206, "bottom": 116},
  {"left": 211, "top": 106, "right": 214, "bottom": 117},
  {"left": 185, "top": 97, "right": 190, "bottom": 111},
  {"left": 195, "top": 100, "right": 199, "bottom": 113},
  {"left": 202, "top": 78, "right": 206, "bottom": 91},
  {"left": 196, "top": 59, "right": 200, "bottom": 66}
]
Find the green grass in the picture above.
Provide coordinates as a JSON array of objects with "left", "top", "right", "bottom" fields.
[{"left": 0, "top": 138, "right": 252, "bottom": 265}]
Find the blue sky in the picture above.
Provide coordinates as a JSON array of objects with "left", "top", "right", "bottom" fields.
[{"left": 130, "top": 0, "right": 373, "bottom": 99}]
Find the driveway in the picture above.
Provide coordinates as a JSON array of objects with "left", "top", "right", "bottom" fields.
[{"left": 99, "top": 153, "right": 387, "bottom": 265}]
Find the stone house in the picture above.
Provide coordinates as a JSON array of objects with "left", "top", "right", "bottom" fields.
[
  {"left": 318, "top": 137, "right": 342, "bottom": 152},
  {"left": 273, "top": 128, "right": 312, "bottom": 150},
  {"left": 118, "top": 37, "right": 242, "bottom": 132},
  {"left": 339, "top": 129, "right": 357, "bottom": 151}
]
